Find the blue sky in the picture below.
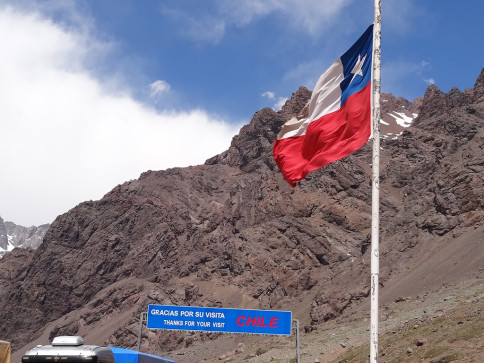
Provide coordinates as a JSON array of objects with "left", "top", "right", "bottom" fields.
[{"left": 0, "top": 0, "right": 483, "bottom": 227}]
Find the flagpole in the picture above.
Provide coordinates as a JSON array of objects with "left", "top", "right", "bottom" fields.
[{"left": 370, "top": 0, "right": 382, "bottom": 362}]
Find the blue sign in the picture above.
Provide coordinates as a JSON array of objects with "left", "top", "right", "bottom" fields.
[{"left": 147, "top": 305, "right": 292, "bottom": 336}]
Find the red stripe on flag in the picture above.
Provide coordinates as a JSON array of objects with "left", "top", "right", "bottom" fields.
[{"left": 273, "top": 82, "right": 371, "bottom": 187}]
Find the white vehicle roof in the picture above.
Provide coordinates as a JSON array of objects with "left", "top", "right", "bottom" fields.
[{"left": 22, "top": 337, "right": 113, "bottom": 358}]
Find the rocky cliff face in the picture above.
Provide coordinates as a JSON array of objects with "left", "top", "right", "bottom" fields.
[
  {"left": 380, "top": 93, "right": 421, "bottom": 139},
  {"left": 0, "top": 68, "right": 483, "bottom": 360},
  {"left": 0, "top": 217, "right": 49, "bottom": 258}
]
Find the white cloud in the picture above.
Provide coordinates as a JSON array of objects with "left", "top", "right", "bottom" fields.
[
  {"left": 273, "top": 97, "right": 288, "bottom": 111},
  {"left": 163, "top": 0, "right": 355, "bottom": 44},
  {"left": 280, "top": 0, "right": 355, "bottom": 37},
  {"left": 0, "top": 6, "right": 241, "bottom": 226},
  {"left": 262, "top": 91, "right": 287, "bottom": 111},
  {"left": 149, "top": 80, "right": 171, "bottom": 97},
  {"left": 218, "top": 0, "right": 284, "bottom": 26},
  {"left": 221, "top": 0, "right": 355, "bottom": 36},
  {"left": 424, "top": 78, "right": 435, "bottom": 85},
  {"left": 262, "top": 91, "right": 275, "bottom": 99}
]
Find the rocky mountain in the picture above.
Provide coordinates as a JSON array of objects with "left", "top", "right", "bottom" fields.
[
  {"left": 0, "top": 217, "right": 49, "bottom": 258},
  {"left": 380, "top": 93, "right": 421, "bottom": 140},
  {"left": 0, "top": 68, "right": 483, "bottom": 363},
  {"left": 0, "top": 94, "right": 411, "bottom": 261}
]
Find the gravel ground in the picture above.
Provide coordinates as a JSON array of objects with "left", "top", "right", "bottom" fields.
[{"left": 167, "top": 278, "right": 484, "bottom": 363}]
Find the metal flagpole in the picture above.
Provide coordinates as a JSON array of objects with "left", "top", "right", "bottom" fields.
[{"left": 370, "top": 0, "right": 382, "bottom": 362}]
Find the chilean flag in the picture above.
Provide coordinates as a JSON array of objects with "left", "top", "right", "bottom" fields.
[{"left": 273, "top": 25, "right": 373, "bottom": 187}]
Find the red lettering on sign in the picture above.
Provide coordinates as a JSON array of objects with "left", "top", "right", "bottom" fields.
[
  {"left": 260, "top": 317, "right": 268, "bottom": 327},
  {"left": 236, "top": 315, "right": 278, "bottom": 328},
  {"left": 236, "top": 316, "right": 245, "bottom": 326},
  {"left": 269, "top": 317, "right": 278, "bottom": 328},
  {"left": 247, "top": 316, "right": 257, "bottom": 326}
]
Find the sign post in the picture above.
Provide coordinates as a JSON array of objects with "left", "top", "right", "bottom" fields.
[
  {"left": 137, "top": 311, "right": 147, "bottom": 351},
  {"left": 293, "top": 319, "right": 300, "bottom": 363}
]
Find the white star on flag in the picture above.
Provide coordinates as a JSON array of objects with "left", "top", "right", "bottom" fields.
[
  {"left": 350, "top": 54, "right": 367, "bottom": 84},
  {"left": 351, "top": 54, "right": 367, "bottom": 76}
]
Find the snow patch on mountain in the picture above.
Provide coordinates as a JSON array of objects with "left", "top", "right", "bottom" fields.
[
  {"left": 0, "top": 216, "right": 50, "bottom": 258},
  {"left": 380, "top": 93, "right": 421, "bottom": 140}
]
